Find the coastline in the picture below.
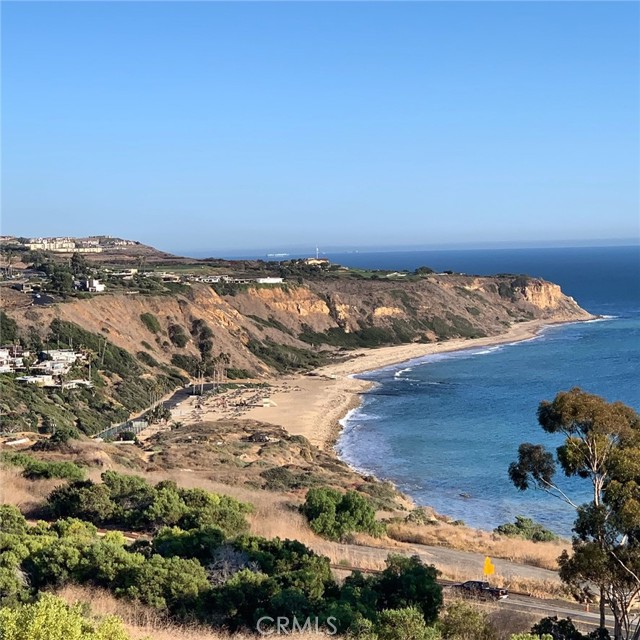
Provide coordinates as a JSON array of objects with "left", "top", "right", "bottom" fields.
[{"left": 239, "top": 316, "right": 594, "bottom": 451}]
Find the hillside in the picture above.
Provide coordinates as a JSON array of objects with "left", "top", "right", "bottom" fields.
[{"left": 1, "top": 269, "right": 591, "bottom": 434}]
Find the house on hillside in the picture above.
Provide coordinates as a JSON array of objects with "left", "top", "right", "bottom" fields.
[{"left": 80, "top": 278, "right": 106, "bottom": 293}]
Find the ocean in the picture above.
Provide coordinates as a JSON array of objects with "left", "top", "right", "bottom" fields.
[{"left": 326, "top": 245, "right": 639, "bottom": 535}]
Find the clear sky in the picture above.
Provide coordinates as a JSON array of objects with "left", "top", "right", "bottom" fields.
[{"left": 2, "top": 1, "right": 639, "bottom": 255}]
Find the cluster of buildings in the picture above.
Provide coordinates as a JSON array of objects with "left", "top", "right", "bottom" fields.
[
  {"left": 187, "top": 274, "right": 284, "bottom": 285},
  {"left": 0, "top": 346, "right": 92, "bottom": 389},
  {"left": 4, "top": 236, "right": 139, "bottom": 254},
  {"left": 103, "top": 267, "right": 283, "bottom": 286},
  {"left": 12, "top": 277, "right": 106, "bottom": 294}
]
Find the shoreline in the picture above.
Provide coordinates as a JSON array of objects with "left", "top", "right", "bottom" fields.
[{"left": 237, "top": 315, "right": 594, "bottom": 451}]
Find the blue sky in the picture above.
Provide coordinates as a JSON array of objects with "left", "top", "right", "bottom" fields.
[{"left": 2, "top": 1, "right": 638, "bottom": 254}]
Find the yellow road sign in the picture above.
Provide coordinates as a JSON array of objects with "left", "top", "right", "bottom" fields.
[{"left": 483, "top": 556, "right": 495, "bottom": 576}]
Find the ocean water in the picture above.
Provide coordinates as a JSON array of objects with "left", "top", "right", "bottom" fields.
[{"left": 331, "top": 246, "right": 640, "bottom": 534}]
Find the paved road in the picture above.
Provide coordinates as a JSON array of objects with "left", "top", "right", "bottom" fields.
[
  {"left": 327, "top": 547, "right": 611, "bottom": 633},
  {"left": 318, "top": 539, "right": 561, "bottom": 584},
  {"left": 493, "top": 594, "right": 608, "bottom": 632}
]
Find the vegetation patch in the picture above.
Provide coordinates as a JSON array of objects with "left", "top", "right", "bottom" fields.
[
  {"left": 46, "top": 471, "right": 252, "bottom": 536},
  {"left": 300, "top": 486, "right": 385, "bottom": 540},
  {"left": 140, "top": 312, "right": 161, "bottom": 334},
  {"left": 248, "top": 314, "right": 293, "bottom": 335},
  {"left": 247, "top": 339, "right": 327, "bottom": 372},
  {"left": 168, "top": 324, "right": 189, "bottom": 348},
  {"left": 494, "top": 516, "right": 558, "bottom": 543},
  {"left": 136, "top": 351, "right": 159, "bottom": 367},
  {"left": 0, "top": 451, "right": 85, "bottom": 481}
]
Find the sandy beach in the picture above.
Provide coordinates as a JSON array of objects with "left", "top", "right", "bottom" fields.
[{"left": 173, "top": 318, "right": 588, "bottom": 450}]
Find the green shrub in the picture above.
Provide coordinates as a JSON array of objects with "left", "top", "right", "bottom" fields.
[
  {"left": 247, "top": 339, "right": 327, "bottom": 372},
  {"left": 1, "top": 452, "right": 85, "bottom": 481},
  {"left": 140, "top": 313, "right": 161, "bottom": 334},
  {"left": 260, "top": 467, "right": 316, "bottom": 491},
  {"left": 377, "top": 607, "right": 439, "bottom": 640},
  {"left": 0, "top": 593, "right": 132, "bottom": 640},
  {"left": 136, "top": 351, "right": 159, "bottom": 367},
  {"left": 168, "top": 324, "right": 189, "bottom": 348},
  {"left": 531, "top": 616, "right": 589, "bottom": 640},
  {"left": 494, "top": 516, "right": 558, "bottom": 542},
  {"left": 439, "top": 600, "right": 494, "bottom": 639},
  {"left": 0, "top": 505, "right": 28, "bottom": 535},
  {"left": 0, "top": 311, "right": 19, "bottom": 344},
  {"left": 170, "top": 354, "right": 200, "bottom": 376},
  {"left": 301, "top": 487, "right": 384, "bottom": 540},
  {"left": 45, "top": 472, "right": 252, "bottom": 536},
  {"left": 225, "top": 368, "right": 251, "bottom": 379}
]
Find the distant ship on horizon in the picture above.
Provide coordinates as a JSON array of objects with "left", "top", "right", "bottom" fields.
[{"left": 266, "top": 252, "right": 290, "bottom": 257}]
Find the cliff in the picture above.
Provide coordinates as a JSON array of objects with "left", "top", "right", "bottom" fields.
[{"left": 4, "top": 273, "right": 591, "bottom": 381}]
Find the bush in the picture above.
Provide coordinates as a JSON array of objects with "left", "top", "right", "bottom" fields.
[
  {"left": 0, "top": 311, "right": 19, "bottom": 344},
  {"left": 301, "top": 487, "right": 384, "bottom": 540},
  {"left": 377, "top": 607, "right": 439, "bottom": 640},
  {"left": 170, "top": 354, "right": 200, "bottom": 377},
  {"left": 136, "top": 351, "right": 159, "bottom": 367},
  {"left": 168, "top": 324, "right": 189, "bottom": 348},
  {"left": 0, "top": 505, "right": 28, "bottom": 535},
  {"left": 1, "top": 452, "right": 85, "bottom": 481},
  {"left": 530, "top": 616, "right": 594, "bottom": 640},
  {"left": 494, "top": 516, "right": 558, "bottom": 542},
  {"left": 439, "top": 600, "right": 495, "bottom": 640},
  {"left": 260, "top": 467, "right": 316, "bottom": 491},
  {"left": 45, "top": 472, "right": 252, "bottom": 535},
  {"left": 47, "top": 481, "right": 115, "bottom": 523},
  {"left": 226, "top": 368, "right": 251, "bottom": 379},
  {"left": 140, "top": 313, "right": 161, "bottom": 334},
  {"left": 0, "top": 593, "right": 132, "bottom": 640},
  {"left": 247, "top": 339, "right": 327, "bottom": 372}
]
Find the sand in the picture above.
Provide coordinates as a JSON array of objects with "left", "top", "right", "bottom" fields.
[{"left": 215, "top": 318, "right": 583, "bottom": 450}]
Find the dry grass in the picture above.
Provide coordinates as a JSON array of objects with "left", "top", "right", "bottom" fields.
[
  {"left": 0, "top": 466, "right": 61, "bottom": 513},
  {"left": 487, "top": 608, "right": 539, "bottom": 640},
  {"left": 441, "top": 599, "right": 538, "bottom": 640},
  {"left": 56, "top": 585, "right": 344, "bottom": 639},
  {"left": 387, "top": 520, "right": 569, "bottom": 571}
]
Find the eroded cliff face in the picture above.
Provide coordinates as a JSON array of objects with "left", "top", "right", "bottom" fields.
[{"left": 5, "top": 274, "right": 592, "bottom": 379}]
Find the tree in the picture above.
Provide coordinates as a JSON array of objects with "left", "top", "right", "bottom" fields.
[
  {"left": 47, "top": 481, "right": 114, "bottom": 523},
  {"left": 375, "top": 555, "right": 442, "bottom": 626},
  {"left": 70, "top": 253, "right": 89, "bottom": 278},
  {"left": 509, "top": 389, "right": 640, "bottom": 638},
  {"left": 530, "top": 616, "right": 591, "bottom": 640},
  {"left": 48, "top": 267, "right": 74, "bottom": 294}
]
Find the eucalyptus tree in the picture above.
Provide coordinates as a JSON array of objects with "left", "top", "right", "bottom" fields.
[{"left": 509, "top": 388, "right": 640, "bottom": 639}]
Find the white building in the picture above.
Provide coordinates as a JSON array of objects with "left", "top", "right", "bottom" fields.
[
  {"left": 82, "top": 278, "right": 106, "bottom": 293},
  {"left": 255, "top": 277, "right": 284, "bottom": 285},
  {"left": 16, "top": 375, "right": 55, "bottom": 387},
  {"left": 32, "top": 361, "right": 71, "bottom": 375},
  {"left": 41, "top": 349, "right": 81, "bottom": 364}
]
